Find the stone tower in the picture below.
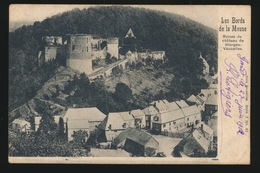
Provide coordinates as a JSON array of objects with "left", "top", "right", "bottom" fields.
[{"left": 66, "top": 34, "right": 93, "bottom": 75}]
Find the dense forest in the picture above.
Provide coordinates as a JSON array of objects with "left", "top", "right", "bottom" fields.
[{"left": 9, "top": 6, "right": 217, "bottom": 111}]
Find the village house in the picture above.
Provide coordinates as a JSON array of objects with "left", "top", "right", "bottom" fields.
[
  {"left": 152, "top": 108, "right": 185, "bottom": 134},
  {"left": 10, "top": 119, "right": 31, "bottom": 133},
  {"left": 186, "top": 94, "right": 206, "bottom": 111},
  {"left": 150, "top": 99, "right": 170, "bottom": 113},
  {"left": 207, "top": 111, "right": 218, "bottom": 147},
  {"left": 98, "top": 112, "right": 128, "bottom": 142},
  {"left": 129, "top": 109, "right": 146, "bottom": 129},
  {"left": 62, "top": 107, "right": 106, "bottom": 141},
  {"left": 181, "top": 105, "right": 201, "bottom": 128},
  {"left": 112, "top": 127, "right": 159, "bottom": 157},
  {"left": 146, "top": 99, "right": 201, "bottom": 134},
  {"left": 142, "top": 105, "right": 159, "bottom": 129},
  {"left": 204, "top": 94, "right": 218, "bottom": 116},
  {"left": 173, "top": 124, "right": 213, "bottom": 157},
  {"left": 118, "top": 111, "right": 135, "bottom": 128},
  {"left": 204, "top": 73, "right": 218, "bottom": 84},
  {"left": 195, "top": 122, "right": 214, "bottom": 142}
]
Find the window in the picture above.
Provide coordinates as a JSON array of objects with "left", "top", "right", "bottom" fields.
[
  {"left": 154, "top": 116, "right": 159, "bottom": 121},
  {"left": 187, "top": 118, "right": 189, "bottom": 121},
  {"left": 72, "top": 45, "right": 75, "bottom": 50},
  {"left": 87, "top": 46, "right": 88, "bottom": 52},
  {"left": 169, "top": 122, "right": 171, "bottom": 126},
  {"left": 163, "top": 124, "right": 166, "bottom": 128}
]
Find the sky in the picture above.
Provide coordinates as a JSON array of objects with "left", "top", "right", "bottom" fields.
[{"left": 9, "top": 4, "right": 218, "bottom": 29}]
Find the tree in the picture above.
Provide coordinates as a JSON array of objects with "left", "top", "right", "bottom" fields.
[
  {"left": 113, "top": 82, "right": 133, "bottom": 105},
  {"left": 58, "top": 117, "right": 65, "bottom": 139},
  {"left": 71, "top": 130, "right": 89, "bottom": 148},
  {"left": 112, "top": 66, "right": 123, "bottom": 76},
  {"left": 105, "top": 52, "right": 112, "bottom": 64}
]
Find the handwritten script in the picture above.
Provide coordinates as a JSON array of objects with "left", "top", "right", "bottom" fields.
[{"left": 220, "top": 54, "right": 249, "bottom": 135}]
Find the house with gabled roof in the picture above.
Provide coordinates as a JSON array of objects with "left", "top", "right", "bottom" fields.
[
  {"left": 181, "top": 105, "right": 201, "bottom": 128},
  {"left": 205, "top": 93, "right": 218, "bottom": 116},
  {"left": 186, "top": 94, "right": 207, "bottom": 111},
  {"left": 195, "top": 122, "right": 214, "bottom": 142},
  {"left": 10, "top": 119, "right": 31, "bottom": 133},
  {"left": 152, "top": 108, "right": 185, "bottom": 134},
  {"left": 142, "top": 105, "right": 159, "bottom": 129},
  {"left": 62, "top": 107, "right": 106, "bottom": 141},
  {"left": 173, "top": 128, "right": 212, "bottom": 157},
  {"left": 150, "top": 100, "right": 169, "bottom": 113},
  {"left": 98, "top": 112, "right": 128, "bottom": 142},
  {"left": 112, "top": 127, "right": 159, "bottom": 156},
  {"left": 119, "top": 111, "right": 135, "bottom": 128},
  {"left": 130, "top": 109, "right": 146, "bottom": 129}
]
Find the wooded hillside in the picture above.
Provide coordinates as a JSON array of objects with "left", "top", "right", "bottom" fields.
[{"left": 9, "top": 6, "right": 217, "bottom": 111}]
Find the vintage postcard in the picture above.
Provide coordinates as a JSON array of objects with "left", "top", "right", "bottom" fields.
[{"left": 8, "top": 4, "right": 250, "bottom": 164}]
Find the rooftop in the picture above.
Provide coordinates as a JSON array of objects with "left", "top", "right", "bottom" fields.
[
  {"left": 130, "top": 109, "right": 145, "bottom": 118},
  {"left": 195, "top": 122, "right": 214, "bottom": 136},
  {"left": 142, "top": 106, "right": 159, "bottom": 116},
  {"left": 11, "top": 119, "right": 30, "bottom": 126},
  {"left": 98, "top": 112, "right": 126, "bottom": 130},
  {"left": 151, "top": 100, "right": 169, "bottom": 111},
  {"left": 165, "top": 101, "right": 181, "bottom": 111},
  {"left": 181, "top": 105, "right": 200, "bottom": 117},
  {"left": 176, "top": 100, "right": 189, "bottom": 108},
  {"left": 186, "top": 95, "right": 197, "bottom": 103},
  {"left": 192, "top": 129, "right": 211, "bottom": 152},
  {"left": 119, "top": 111, "right": 134, "bottom": 121},
  {"left": 63, "top": 107, "right": 106, "bottom": 122},
  {"left": 205, "top": 94, "right": 218, "bottom": 105},
  {"left": 113, "top": 128, "right": 159, "bottom": 148},
  {"left": 159, "top": 109, "right": 185, "bottom": 124}
]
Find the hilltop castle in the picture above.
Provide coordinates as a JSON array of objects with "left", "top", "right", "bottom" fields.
[{"left": 38, "top": 28, "right": 166, "bottom": 77}]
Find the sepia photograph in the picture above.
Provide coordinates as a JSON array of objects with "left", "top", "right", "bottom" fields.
[{"left": 8, "top": 4, "right": 250, "bottom": 164}]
